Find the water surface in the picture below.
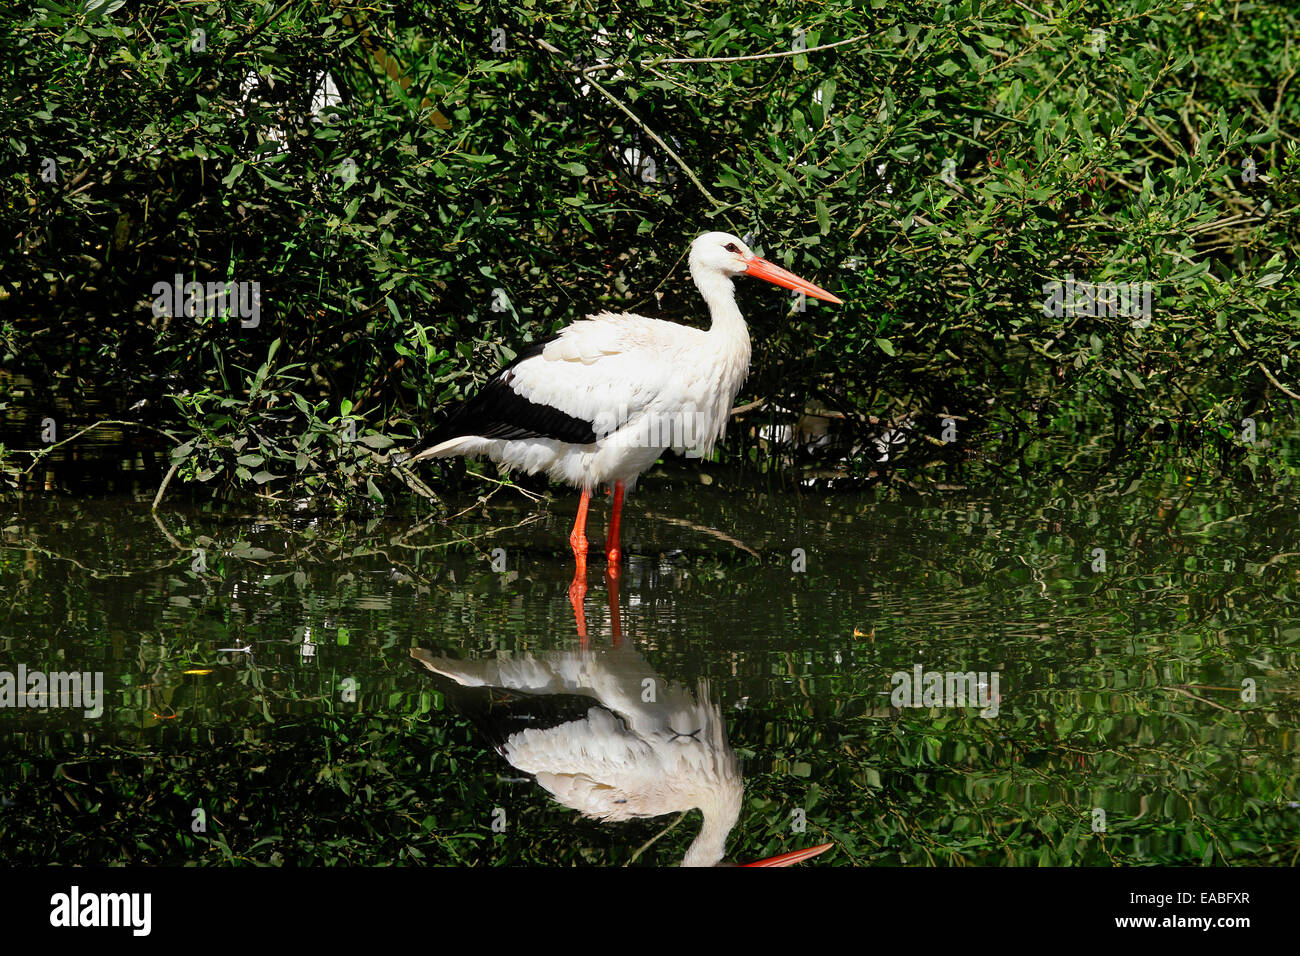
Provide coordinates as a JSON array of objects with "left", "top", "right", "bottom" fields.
[{"left": 1, "top": 481, "right": 1297, "bottom": 865}]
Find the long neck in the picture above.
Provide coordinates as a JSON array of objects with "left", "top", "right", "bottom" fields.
[
  {"left": 681, "top": 805, "right": 738, "bottom": 868},
  {"left": 693, "top": 269, "right": 752, "bottom": 382},
  {"left": 689, "top": 268, "right": 752, "bottom": 450},
  {"left": 693, "top": 269, "right": 747, "bottom": 337},
  {"left": 680, "top": 757, "right": 743, "bottom": 867}
]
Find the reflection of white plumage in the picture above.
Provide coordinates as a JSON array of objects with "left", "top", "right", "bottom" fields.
[
  {"left": 412, "top": 646, "right": 738, "bottom": 866},
  {"left": 411, "top": 646, "right": 829, "bottom": 866},
  {"left": 404, "top": 232, "right": 842, "bottom": 568}
]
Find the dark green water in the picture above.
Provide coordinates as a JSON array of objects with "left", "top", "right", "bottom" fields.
[{"left": 1, "top": 481, "right": 1297, "bottom": 865}]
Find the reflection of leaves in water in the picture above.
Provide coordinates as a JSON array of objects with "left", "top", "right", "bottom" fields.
[{"left": 0, "top": 484, "right": 1297, "bottom": 865}]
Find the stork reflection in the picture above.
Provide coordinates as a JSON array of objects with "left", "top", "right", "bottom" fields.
[{"left": 411, "top": 571, "right": 831, "bottom": 866}]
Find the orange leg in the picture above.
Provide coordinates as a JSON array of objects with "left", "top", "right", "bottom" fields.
[
  {"left": 570, "top": 488, "right": 591, "bottom": 564},
  {"left": 569, "top": 489, "right": 591, "bottom": 643},
  {"left": 605, "top": 563, "right": 622, "bottom": 647},
  {"left": 570, "top": 565, "right": 588, "bottom": 644},
  {"left": 606, "top": 481, "right": 625, "bottom": 567}
]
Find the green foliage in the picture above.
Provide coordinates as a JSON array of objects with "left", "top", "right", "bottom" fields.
[
  {"left": 167, "top": 337, "right": 400, "bottom": 505},
  {"left": 1, "top": 0, "right": 1297, "bottom": 502}
]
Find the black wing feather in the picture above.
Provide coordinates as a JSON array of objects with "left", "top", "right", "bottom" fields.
[
  {"left": 420, "top": 667, "right": 614, "bottom": 758},
  {"left": 407, "top": 340, "right": 597, "bottom": 456}
]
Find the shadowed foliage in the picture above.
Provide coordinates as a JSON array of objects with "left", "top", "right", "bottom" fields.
[{"left": 1, "top": 1, "right": 1297, "bottom": 505}]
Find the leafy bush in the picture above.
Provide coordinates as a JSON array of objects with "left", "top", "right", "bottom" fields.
[{"left": 2, "top": 0, "right": 1297, "bottom": 504}]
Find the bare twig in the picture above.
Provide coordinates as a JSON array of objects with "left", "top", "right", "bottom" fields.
[
  {"left": 650, "top": 35, "right": 868, "bottom": 67},
  {"left": 446, "top": 492, "right": 494, "bottom": 522},
  {"left": 1162, "top": 685, "right": 1234, "bottom": 713},
  {"left": 730, "top": 397, "right": 768, "bottom": 417},
  {"left": 581, "top": 35, "right": 867, "bottom": 73},
  {"left": 389, "top": 461, "right": 441, "bottom": 501},
  {"left": 152, "top": 461, "right": 179, "bottom": 511},
  {"left": 461, "top": 468, "right": 544, "bottom": 502},
  {"left": 1256, "top": 363, "right": 1300, "bottom": 401},
  {"left": 1231, "top": 327, "right": 1300, "bottom": 400},
  {"left": 641, "top": 511, "right": 761, "bottom": 558},
  {"left": 17, "top": 419, "right": 174, "bottom": 475},
  {"left": 536, "top": 39, "right": 722, "bottom": 208},
  {"left": 626, "top": 810, "right": 688, "bottom": 866}
]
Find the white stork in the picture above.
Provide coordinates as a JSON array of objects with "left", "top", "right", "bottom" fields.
[
  {"left": 410, "top": 643, "right": 833, "bottom": 867},
  {"left": 405, "top": 231, "right": 843, "bottom": 569}
]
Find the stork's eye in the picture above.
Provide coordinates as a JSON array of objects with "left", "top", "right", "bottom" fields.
[{"left": 723, "top": 242, "right": 741, "bottom": 254}]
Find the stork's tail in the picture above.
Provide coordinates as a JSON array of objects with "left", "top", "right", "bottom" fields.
[{"left": 392, "top": 435, "right": 477, "bottom": 465}]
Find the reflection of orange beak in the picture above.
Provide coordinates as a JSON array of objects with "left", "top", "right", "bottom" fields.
[
  {"left": 740, "top": 842, "right": 834, "bottom": 867},
  {"left": 744, "top": 257, "right": 843, "bottom": 304}
]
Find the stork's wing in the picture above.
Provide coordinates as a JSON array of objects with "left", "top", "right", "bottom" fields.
[
  {"left": 412, "top": 650, "right": 738, "bottom": 822},
  {"left": 409, "top": 313, "right": 700, "bottom": 452},
  {"left": 507, "top": 707, "right": 689, "bottom": 820},
  {"left": 411, "top": 649, "right": 727, "bottom": 751},
  {"left": 410, "top": 648, "right": 570, "bottom": 691},
  {"left": 534, "top": 772, "right": 649, "bottom": 820}
]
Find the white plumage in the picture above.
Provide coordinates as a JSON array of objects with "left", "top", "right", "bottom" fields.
[
  {"left": 410, "top": 645, "right": 738, "bottom": 866},
  {"left": 421, "top": 310, "right": 736, "bottom": 488},
  {"left": 406, "top": 231, "right": 842, "bottom": 567},
  {"left": 411, "top": 643, "right": 833, "bottom": 866}
]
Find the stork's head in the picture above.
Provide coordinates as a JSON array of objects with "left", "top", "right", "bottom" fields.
[{"left": 689, "top": 231, "right": 843, "bottom": 304}]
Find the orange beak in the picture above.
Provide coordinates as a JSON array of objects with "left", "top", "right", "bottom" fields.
[
  {"left": 739, "top": 842, "right": 835, "bottom": 867},
  {"left": 744, "top": 257, "right": 843, "bottom": 304}
]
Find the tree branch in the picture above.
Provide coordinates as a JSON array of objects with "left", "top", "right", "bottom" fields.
[
  {"left": 650, "top": 35, "right": 868, "bottom": 66},
  {"left": 536, "top": 39, "right": 722, "bottom": 208}
]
